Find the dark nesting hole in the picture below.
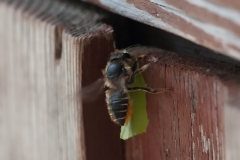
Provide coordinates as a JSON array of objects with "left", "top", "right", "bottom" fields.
[{"left": 54, "top": 26, "right": 62, "bottom": 61}]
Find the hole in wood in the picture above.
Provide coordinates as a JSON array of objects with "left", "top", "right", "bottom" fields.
[{"left": 54, "top": 26, "right": 62, "bottom": 61}]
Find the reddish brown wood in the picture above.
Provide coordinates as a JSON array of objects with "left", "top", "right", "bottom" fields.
[
  {"left": 164, "top": 1, "right": 240, "bottom": 36},
  {"left": 125, "top": 0, "right": 231, "bottom": 57},
  {"left": 80, "top": 24, "right": 125, "bottom": 160},
  {"left": 2, "top": 0, "right": 240, "bottom": 159},
  {"left": 84, "top": 0, "right": 240, "bottom": 61},
  {"left": 124, "top": 51, "right": 240, "bottom": 160}
]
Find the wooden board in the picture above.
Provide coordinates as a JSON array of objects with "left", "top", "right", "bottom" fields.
[
  {"left": 1, "top": 0, "right": 240, "bottom": 160},
  {"left": 0, "top": 1, "right": 123, "bottom": 160},
  {"left": 123, "top": 50, "right": 240, "bottom": 160},
  {"left": 84, "top": 0, "right": 240, "bottom": 61},
  {"left": 79, "top": 24, "right": 125, "bottom": 160}
]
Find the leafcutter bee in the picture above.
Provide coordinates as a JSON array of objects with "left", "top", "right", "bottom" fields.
[{"left": 81, "top": 46, "right": 170, "bottom": 126}]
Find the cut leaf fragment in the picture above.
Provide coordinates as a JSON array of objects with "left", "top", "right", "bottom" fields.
[{"left": 120, "top": 73, "right": 148, "bottom": 140}]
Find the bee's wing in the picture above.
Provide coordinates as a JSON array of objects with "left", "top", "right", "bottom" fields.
[
  {"left": 80, "top": 78, "right": 105, "bottom": 103},
  {"left": 124, "top": 46, "right": 163, "bottom": 59}
]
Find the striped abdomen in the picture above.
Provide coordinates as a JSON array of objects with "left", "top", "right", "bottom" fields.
[{"left": 106, "top": 90, "right": 132, "bottom": 126}]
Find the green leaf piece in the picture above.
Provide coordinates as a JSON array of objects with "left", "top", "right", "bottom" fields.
[{"left": 120, "top": 73, "right": 148, "bottom": 140}]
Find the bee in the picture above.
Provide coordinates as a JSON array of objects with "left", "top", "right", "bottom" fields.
[{"left": 82, "top": 46, "right": 170, "bottom": 126}]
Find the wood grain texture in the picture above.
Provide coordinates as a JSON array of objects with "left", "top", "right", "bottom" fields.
[
  {"left": 84, "top": 0, "right": 240, "bottom": 61},
  {"left": 0, "top": 1, "right": 123, "bottom": 160},
  {"left": 1, "top": 0, "right": 240, "bottom": 160},
  {"left": 123, "top": 51, "right": 240, "bottom": 160},
  {"left": 80, "top": 25, "right": 125, "bottom": 160},
  {"left": 0, "top": 4, "right": 65, "bottom": 159}
]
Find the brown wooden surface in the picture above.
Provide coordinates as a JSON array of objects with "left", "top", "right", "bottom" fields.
[
  {"left": 80, "top": 25, "right": 125, "bottom": 160},
  {"left": 124, "top": 51, "right": 240, "bottom": 160},
  {"left": 0, "top": 1, "right": 123, "bottom": 160},
  {"left": 84, "top": 0, "right": 240, "bottom": 61},
  {"left": 1, "top": 0, "right": 240, "bottom": 160}
]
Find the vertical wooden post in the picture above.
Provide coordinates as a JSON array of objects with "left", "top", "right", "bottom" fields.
[
  {"left": 79, "top": 26, "right": 124, "bottom": 160},
  {"left": 0, "top": 1, "right": 124, "bottom": 160}
]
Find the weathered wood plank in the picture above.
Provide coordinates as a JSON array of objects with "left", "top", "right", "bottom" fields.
[
  {"left": 124, "top": 51, "right": 240, "bottom": 160},
  {"left": 79, "top": 25, "right": 126, "bottom": 160},
  {"left": 1, "top": 0, "right": 240, "bottom": 160},
  {"left": 0, "top": 1, "right": 123, "bottom": 160},
  {"left": 84, "top": 0, "right": 240, "bottom": 61},
  {"left": 225, "top": 105, "right": 240, "bottom": 159}
]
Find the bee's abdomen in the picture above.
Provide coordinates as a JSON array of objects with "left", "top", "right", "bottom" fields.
[{"left": 108, "top": 91, "right": 129, "bottom": 126}]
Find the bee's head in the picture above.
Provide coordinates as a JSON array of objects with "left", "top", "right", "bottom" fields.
[
  {"left": 109, "top": 53, "right": 131, "bottom": 61},
  {"left": 106, "top": 62, "right": 126, "bottom": 80}
]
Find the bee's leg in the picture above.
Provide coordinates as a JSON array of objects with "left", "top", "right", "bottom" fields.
[
  {"left": 129, "top": 56, "right": 144, "bottom": 84},
  {"left": 131, "top": 56, "right": 144, "bottom": 72},
  {"left": 129, "top": 56, "right": 151, "bottom": 84},
  {"left": 132, "top": 63, "right": 152, "bottom": 76},
  {"left": 128, "top": 87, "right": 171, "bottom": 94},
  {"left": 129, "top": 63, "right": 152, "bottom": 84}
]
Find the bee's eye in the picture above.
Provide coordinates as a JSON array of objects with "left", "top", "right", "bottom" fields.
[{"left": 106, "top": 62, "right": 124, "bottom": 80}]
